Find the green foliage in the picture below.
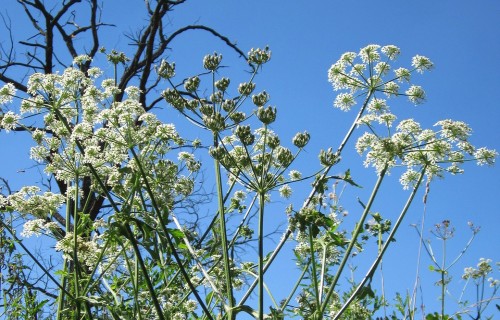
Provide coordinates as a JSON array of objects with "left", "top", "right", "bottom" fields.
[{"left": 0, "top": 2, "right": 498, "bottom": 320}]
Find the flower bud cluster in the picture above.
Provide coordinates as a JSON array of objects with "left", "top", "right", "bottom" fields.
[
  {"left": 238, "top": 82, "right": 255, "bottom": 96},
  {"left": 248, "top": 46, "right": 271, "bottom": 65},
  {"left": 319, "top": 148, "right": 339, "bottom": 167},
  {"left": 293, "top": 131, "right": 310, "bottom": 148},
  {"left": 162, "top": 88, "right": 185, "bottom": 111},
  {"left": 184, "top": 76, "right": 200, "bottom": 92},
  {"left": 215, "top": 78, "right": 230, "bottom": 92},
  {"left": 203, "top": 112, "right": 226, "bottom": 132},
  {"left": 106, "top": 50, "right": 129, "bottom": 65},
  {"left": 256, "top": 106, "right": 277, "bottom": 125},
  {"left": 157, "top": 60, "right": 176, "bottom": 79},
  {"left": 252, "top": 91, "right": 270, "bottom": 107},
  {"left": 235, "top": 125, "right": 255, "bottom": 145},
  {"left": 203, "top": 53, "right": 222, "bottom": 71}
]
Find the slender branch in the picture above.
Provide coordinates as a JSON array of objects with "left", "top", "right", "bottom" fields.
[
  {"left": 320, "top": 164, "right": 388, "bottom": 315},
  {"left": 333, "top": 165, "right": 427, "bottom": 319}
]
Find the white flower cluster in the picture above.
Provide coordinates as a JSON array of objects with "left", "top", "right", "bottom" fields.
[
  {"left": 355, "top": 118, "right": 497, "bottom": 188},
  {"left": 462, "top": 258, "right": 496, "bottom": 282},
  {"left": 55, "top": 232, "right": 101, "bottom": 268},
  {"left": 20, "top": 218, "right": 59, "bottom": 237},
  {"left": 5, "top": 65, "right": 199, "bottom": 211},
  {"left": 7, "top": 186, "right": 65, "bottom": 218},
  {"left": 328, "top": 44, "right": 433, "bottom": 111}
]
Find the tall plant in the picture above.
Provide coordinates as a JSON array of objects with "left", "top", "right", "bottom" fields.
[{"left": 1, "top": 41, "right": 496, "bottom": 319}]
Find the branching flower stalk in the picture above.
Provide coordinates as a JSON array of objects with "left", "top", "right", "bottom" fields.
[
  {"left": 237, "top": 89, "right": 375, "bottom": 309},
  {"left": 320, "top": 164, "right": 389, "bottom": 316},
  {"left": 128, "top": 147, "right": 214, "bottom": 319},
  {"left": 1, "top": 38, "right": 498, "bottom": 319},
  {"left": 214, "top": 153, "right": 235, "bottom": 319},
  {"left": 333, "top": 165, "right": 427, "bottom": 319}
]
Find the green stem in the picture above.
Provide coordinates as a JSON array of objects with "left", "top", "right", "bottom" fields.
[
  {"left": 441, "top": 235, "right": 445, "bottom": 320},
  {"left": 441, "top": 270, "right": 445, "bottom": 320},
  {"left": 72, "top": 180, "right": 81, "bottom": 317},
  {"left": 279, "top": 260, "right": 311, "bottom": 313},
  {"left": 129, "top": 148, "right": 213, "bottom": 319},
  {"left": 308, "top": 226, "right": 321, "bottom": 314},
  {"left": 320, "top": 164, "right": 388, "bottom": 315},
  {"left": 122, "top": 223, "right": 166, "bottom": 320},
  {"left": 214, "top": 156, "right": 235, "bottom": 319},
  {"left": 56, "top": 259, "right": 69, "bottom": 320},
  {"left": 239, "top": 91, "right": 377, "bottom": 309},
  {"left": 258, "top": 192, "right": 265, "bottom": 320},
  {"left": 333, "top": 166, "right": 427, "bottom": 319}
]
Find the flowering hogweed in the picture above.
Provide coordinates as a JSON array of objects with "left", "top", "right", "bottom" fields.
[
  {"left": 248, "top": 46, "right": 271, "bottom": 65},
  {"left": 4, "top": 64, "right": 201, "bottom": 232},
  {"left": 356, "top": 116, "right": 497, "bottom": 188},
  {"left": 328, "top": 44, "right": 433, "bottom": 110},
  {"left": 0, "top": 83, "right": 16, "bottom": 104}
]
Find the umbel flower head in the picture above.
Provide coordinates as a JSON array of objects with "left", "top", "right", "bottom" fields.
[
  {"left": 355, "top": 118, "right": 497, "bottom": 188},
  {"left": 327, "top": 44, "right": 433, "bottom": 111}
]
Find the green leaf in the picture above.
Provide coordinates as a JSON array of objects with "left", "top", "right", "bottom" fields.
[
  {"left": 331, "top": 170, "right": 362, "bottom": 188},
  {"left": 168, "top": 228, "right": 185, "bottom": 240},
  {"left": 358, "top": 284, "right": 375, "bottom": 299}
]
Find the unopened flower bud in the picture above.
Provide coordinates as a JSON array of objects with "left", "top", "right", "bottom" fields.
[
  {"left": 107, "top": 50, "right": 129, "bottom": 65},
  {"left": 209, "top": 145, "right": 226, "bottom": 161},
  {"left": 256, "top": 106, "right": 277, "bottom": 125},
  {"left": 252, "top": 91, "right": 270, "bottom": 107},
  {"left": 157, "top": 60, "right": 176, "bottom": 79},
  {"left": 235, "top": 125, "right": 255, "bottom": 145},
  {"left": 319, "top": 148, "right": 340, "bottom": 166},
  {"left": 199, "top": 104, "right": 214, "bottom": 116},
  {"left": 203, "top": 53, "right": 222, "bottom": 71},
  {"left": 293, "top": 131, "right": 310, "bottom": 148},
  {"left": 238, "top": 82, "right": 255, "bottom": 96},
  {"left": 276, "top": 146, "right": 293, "bottom": 167},
  {"left": 184, "top": 76, "right": 200, "bottom": 92},
  {"left": 162, "top": 89, "right": 184, "bottom": 111},
  {"left": 185, "top": 99, "right": 199, "bottom": 111},
  {"left": 203, "top": 112, "right": 226, "bottom": 132},
  {"left": 210, "top": 91, "right": 223, "bottom": 103},
  {"left": 248, "top": 46, "right": 271, "bottom": 65},
  {"left": 267, "top": 135, "right": 280, "bottom": 149},
  {"left": 222, "top": 99, "right": 236, "bottom": 112},
  {"left": 229, "top": 111, "right": 245, "bottom": 124},
  {"left": 215, "top": 78, "right": 230, "bottom": 92}
]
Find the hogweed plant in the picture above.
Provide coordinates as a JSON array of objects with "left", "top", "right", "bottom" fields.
[
  {"left": 0, "top": 44, "right": 497, "bottom": 319},
  {"left": 412, "top": 221, "right": 499, "bottom": 320}
]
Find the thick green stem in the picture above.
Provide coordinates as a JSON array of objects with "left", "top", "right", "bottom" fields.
[
  {"left": 333, "top": 166, "right": 427, "bottom": 319},
  {"left": 441, "top": 237, "right": 446, "bottom": 320},
  {"left": 258, "top": 192, "right": 266, "bottom": 320},
  {"left": 308, "top": 226, "right": 321, "bottom": 313},
  {"left": 129, "top": 148, "right": 213, "bottom": 319},
  {"left": 72, "top": 180, "right": 82, "bottom": 317},
  {"left": 123, "top": 224, "right": 166, "bottom": 320},
  {"left": 56, "top": 259, "right": 69, "bottom": 320},
  {"left": 214, "top": 155, "right": 235, "bottom": 319},
  {"left": 238, "top": 91, "right": 377, "bottom": 309},
  {"left": 320, "top": 164, "right": 388, "bottom": 315}
]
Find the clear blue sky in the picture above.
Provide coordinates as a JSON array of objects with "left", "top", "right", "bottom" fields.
[{"left": 1, "top": 0, "right": 499, "bottom": 317}]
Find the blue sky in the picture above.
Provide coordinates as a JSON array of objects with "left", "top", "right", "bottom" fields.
[{"left": 1, "top": 0, "right": 499, "bottom": 317}]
